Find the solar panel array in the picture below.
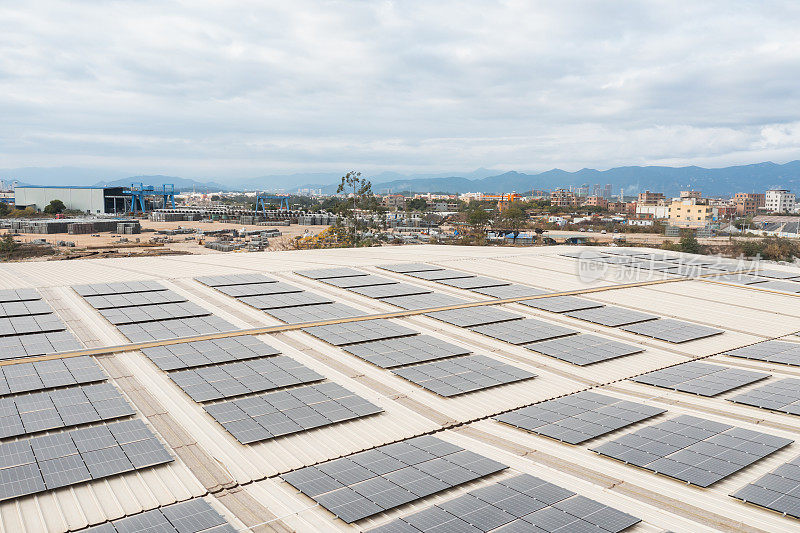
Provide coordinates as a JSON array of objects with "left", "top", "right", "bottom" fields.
[
  {"left": 469, "top": 318, "right": 577, "bottom": 345},
  {"left": 437, "top": 276, "right": 510, "bottom": 290},
  {"left": 620, "top": 318, "right": 723, "bottom": 343},
  {"left": 141, "top": 336, "right": 280, "bottom": 371},
  {"left": 198, "top": 273, "right": 368, "bottom": 324},
  {"left": 746, "top": 280, "right": 800, "bottom": 293},
  {"left": 564, "top": 306, "right": 658, "bottom": 327},
  {"left": 728, "top": 379, "right": 800, "bottom": 415},
  {"left": 526, "top": 334, "right": 644, "bottom": 366},
  {"left": 725, "top": 340, "right": 800, "bottom": 366},
  {"left": 520, "top": 296, "right": 604, "bottom": 313},
  {"left": 370, "top": 474, "right": 641, "bottom": 533},
  {"left": 732, "top": 454, "right": 800, "bottom": 519},
  {"left": 424, "top": 306, "right": 523, "bottom": 327},
  {"left": 592, "top": 414, "right": 793, "bottom": 487},
  {"left": 0, "top": 419, "right": 172, "bottom": 500},
  {"left": 169, "top": 356, "right": 325, "bottom": 402},
  {"left": 83, "top": 498, "right": 236, "bottom": 533},
  {"left": 0, "top": 289, "right": 81, "bottom": 359},
  {"left": 0, "top": 356, "right": 105, "bottom": 396},
  {"left": 77, "top": 280, "right": 236, "bottom": 342},
  {"left": 303, "top": 319, "right": 417, "bottom": 346},
  {"left": 380, "top": 293, "right": 469, "bottom": 310},
  {"left": 391, "top": 355, "right": 536, "bottom": 397},
  {"left": 0, "top": 383, "right": 135, "bottom": 438},
  {"left": 632, "top": 361, "right": 770, "bottom": 397},
  {"left": 204, "top": 382, "right": 383, "bottom": 444},
  {"left": 495, "top": 391, "right": 666, "bottom": 445},
  {"left": 281, "top": 435, "right": 508, "bottom": 523},
  {"left": 471, "top": 284, "right": 550, "bottom": 299},
  {"left": 295, "top": 267, "right": 369, "bottom": 279},
  {"left": 322, "top": 275, "right": 397, "bottom": 289},
  {"left": 342, "top": 335, "right": 471, "bottom": 368}
]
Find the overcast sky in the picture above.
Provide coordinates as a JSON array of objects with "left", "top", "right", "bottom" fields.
[{"left": 2, "top": 1, "right": 799, "bottom": 178}]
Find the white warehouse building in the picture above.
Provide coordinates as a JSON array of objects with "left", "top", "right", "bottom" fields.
[{"left": 14, "top": 186, "right": 128, "bottom": 214}]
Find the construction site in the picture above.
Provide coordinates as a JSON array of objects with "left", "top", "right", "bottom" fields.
[{"left": 0, "top": 244, "right": 799, "bottom": 532}]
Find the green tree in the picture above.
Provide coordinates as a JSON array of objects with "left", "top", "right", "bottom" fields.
[
  {"left": 407, "top": 198, "right": 428, "bottom": 211},
  {"left": 679, "top": 234, "right": 701, "bottom": 254},
  {"left": 0, "top": 202, "right": 10, "bottom": 217},
  {"left": 466, "top": 205, "right": 490, "bottom": 227},
  {"left": 336, "top": 171, "right": 374, "bottom": 244},
  {"left": 496, "top": 204, "right": 529, "bottom": 231},
  {"left": 0, "top": 234, "right": 18, "bottom": 259},
  {"left": 43, "top": 199, "right": 66, "bottom": 214}
]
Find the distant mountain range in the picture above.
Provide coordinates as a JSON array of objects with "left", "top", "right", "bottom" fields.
[{"left": 2, "top": 161, "right": 799, "bottom": 196}]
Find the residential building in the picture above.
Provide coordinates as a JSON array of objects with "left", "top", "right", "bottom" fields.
[
  {"left": 668, "top": 198, "right": 713, "bottom": 227},
  {"left": 380, "top": 194, "right": 406, "bottom": 211},
  {"left": 680, "top": 190, "right": 702, "bottom": 200},
  {"left": 637, "top": 191, "right": 664, "bottom": 205},
  {"left": 550, "top": 189, "right": 576, "bottom": 207},
  {"left": 636, "top": 204, "right": 670, "bottom": 219},
  {"left": 765, "top": 189, "right": 796, "bottom": 213},
  {"left": 733, "top": 193, "right": 765, "bottom": 216},
  {"left": 603, "top": 184, "right": 613, "bottom": 199},
  {"left": 583, "top": 196, "right": 608, "bottom": 209}
]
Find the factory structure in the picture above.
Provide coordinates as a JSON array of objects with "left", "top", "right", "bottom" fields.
[{"left": 12, "top": 183, "right": 176, "bottom": 214}]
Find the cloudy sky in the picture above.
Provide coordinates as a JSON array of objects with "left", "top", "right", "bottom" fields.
[{"left": 2, "top": 1, "right": 800, "bottom": 178}]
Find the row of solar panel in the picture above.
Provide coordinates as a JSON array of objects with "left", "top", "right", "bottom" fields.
[
  {"left": 0, "top": 419, "right": 172, "bottom": 501},
  {"left": 75, "top": 281, "right": 237, "bottom": 342},
  {"left": 83, "top": 498, "right": 236, "bottom": 533},
  {"left": 0, "top": 289, "right": 82, "bottom": 360},
  {"left": 0, "top": 355, "right": 105, "bottom": 396},
  {"left": 139, "top": 334, "right": 385, "bottom": 444},
  {"left": 378, "top": 262, "right": 725, "bottom": 344},
  {"left": 197, "top": 272, "right": 368, "bottom": 324},
  {"left": 281, "top": 434, "right": 641, "bottom": 530}
]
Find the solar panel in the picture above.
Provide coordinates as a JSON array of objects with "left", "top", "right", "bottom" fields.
[
  {"left": 83, "top": 290, "right": 187, "bottom": 310},
  {"left": 141, "top": 336, "right": 280, "bottom": 371},
  {"left": 0, "top": 314, "right": 71, "bottom": 337},
  {"left": 216, "top": 281, "right": 303, "bottom": 297},
  {"left": 496, "top": 390, "right": 666, "bottom": 444},
  {"left": 560, "top": 251, "right": 611, "bottom": 259},
  {"left": 632, "top": 361, "right": 770, "bottom": 397},
  {"left": 0, "top": 356, "right": 105, "bottom": 396},
  {"left": 709, "top": 273, "right": 768, "bottom": 285},
  {"left": 322, "top": 275, "right": 398, "bottom": 289},
  {"left": 519, "top": 296, "right": 605, "bottom": 313},
  {"left": 526, "top": 334, "right": 644, "bottom": 366},
  {"left": 350, "top": 283, "right": 431, "bottom": 299},
  {"left": 748, "top": 280, "right": 800, "bottom": 293},
  {"left": 0, "top": 419, "right": 171, "bottom": 501},
  {"left": 281, "top": 435, "right": 507, "bottom": 523},
  {"left": 369, "top": 474, "right": 641, "bottom": 533},
  {"left": 604, "top": 249, "right": 651, "bottom": 257},
  {"left": 391, "top": 355, "right": 535, "bottom": 396},
  {"left": 303, "top": 320, "right": 417, "bottom": 346},
  {"left": 728, "top": 378, "right": 800, "bottom": 415},
  {"left": 0, "top": 331, "right": 83, "bottom": 360},
  {"left": 0, "top": 300, "right": 54, "bottom": 319},
  {"left": 342, "top": 335, "right": 471, "bottom": 368},
  {"left": 73, "top": 281, "right": 166, "bottom": 297},
  {"left": 564, "top": 306, "right": 658, "bottom": 327},
  {"left": 98, "top": 302, "right": 211, "bottom": 326},
  {"left": 296, "top": 267, "right": 369, "bottom": 279},
  {"left": 117, "top": 316, "right": 236, "bottom": 343},
  {"left": 731, "top": 454, "right": 800, "bottom": 519},
  {"left": 437, "top": 276, "right": 510, "bottom": 290},
  {"left": 266, "top": 303, "right": 367, "bottom": 324},
  {"left": 379, "top": 293, "right": 470, "bottom": 310},
  {"left": 0, "top": 383, "right": 135, "bottom": 438},
  {"left": 379, "top": 263, "right": 444, "bottom": 273},
  {"left": 619, "top": 318, "right": 723, "bottom": 343},
  {"left": 424, "top": 307, "right": 522, "bottom": 327},
  {"left": 238, "top": 292, "right": 333, "bottom": 310},
  {"left": 169, "top": 356, "right": 324, "bottom": 402},
  {"left": 195, "top": 273, "right": 277, "bottom": 286},
  {"left": 592, "top": 414, "right": 793, "bottom": 487},
  {"left": 725, "top": 340, "right": 800, "bottom": 367},
  {"left": 470, "top": 284, "right": 550, "bottom": 299},
  {"left": 406, "top": 270, "right": 477, "bottom": 281},
  {"left": 0, "top": 289, "right": 41, "bottom": 303},
  {"left": 469, "top": 318, "right": 578, "bottom": 345},
  {"left": 108, "top": 498, "right": 236, "bottom": 533},
  {"left": 753, "top": 269, "right": 800, "bottom": 280},
  {"left": 593, "top": 255, "right": 638, "bottom": 265},
  {"left": 204, "top": 382, "right": 383, "bottom": 444}
]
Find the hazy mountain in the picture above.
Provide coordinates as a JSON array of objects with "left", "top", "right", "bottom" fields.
[{"left": 3, "top": 161, "right": 800, "bottom": 196}]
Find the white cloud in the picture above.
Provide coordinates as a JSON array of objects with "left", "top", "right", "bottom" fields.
[{"left": 0, "top": 1, "right": 799, "bottom": 178}]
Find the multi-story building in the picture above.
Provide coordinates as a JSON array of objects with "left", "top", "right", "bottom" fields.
[
  {"left": 550, "top": 189, "right": 577, "bottom": 207},
  {"left": 637, "top": 191, "right": 665, "bottom": 205},
  {"left": 765, "top": 189, "right": 796, "bottom": 213},
  {"left": 380, "top": 194, "right": 406, "bottom": 211},
  {"left": 680, "top": 190, "right": 702, "bottom": 200},
  {"left": 576, "top": 184, "right": 590, "bottom": 197},
  {"left": 668, "top": 198, "right": 713, "bottom": 228},
  {"left": 603, "top": 184, "right": 613, "bottom": 199},
  {"left": 636, "top": 204, "right": 670, "bottom": 219},
  {"left": 583, "top": 196, "right": 608, "bottom": 209},
  {"left": 732, "top": 193, "right": 765, "bottom": 216}
]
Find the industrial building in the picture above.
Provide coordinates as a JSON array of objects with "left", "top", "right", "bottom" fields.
[
  {"left": 1, "top": 245, "right": 800, "bottom": 532},
  {"left": 14, "top": 184, "right": 175, "bottom": 214}
]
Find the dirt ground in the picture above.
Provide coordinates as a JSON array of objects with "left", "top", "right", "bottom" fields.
[{"left": 8, "top": 219, "right": 330, "bottom": 258}]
